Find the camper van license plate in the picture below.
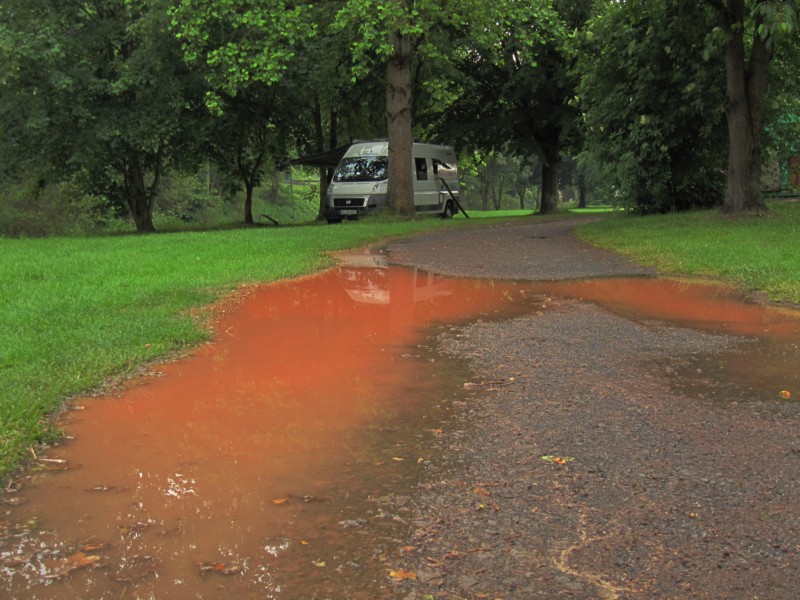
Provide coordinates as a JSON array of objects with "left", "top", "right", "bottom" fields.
[{"left": 340, "top": 210, "right": 358, "bottom": 215}]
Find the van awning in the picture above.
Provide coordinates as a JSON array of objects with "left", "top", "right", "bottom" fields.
[{"left": 291, "top": 143, "right": 352, "bottom": 169}]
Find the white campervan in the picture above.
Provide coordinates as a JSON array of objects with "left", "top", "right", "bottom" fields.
[{"left": 323, "top": 140, "right": 460, "bottom": 223}]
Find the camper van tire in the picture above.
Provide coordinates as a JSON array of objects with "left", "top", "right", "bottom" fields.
[{"left": 441, "top": 201, "right": 455, "bottom": 219}]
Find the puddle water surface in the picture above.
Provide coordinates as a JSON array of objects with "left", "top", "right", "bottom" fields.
[{"left": 2, "top": 255, "right": 800, "bottom": 599}]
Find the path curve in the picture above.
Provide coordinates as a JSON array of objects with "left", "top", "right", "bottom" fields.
[
  {"left": 385, "top": 217, "right": 656, "bottom": 280},
  {"left": 383, "top": 218, "right": 800, "bottom": 600}
]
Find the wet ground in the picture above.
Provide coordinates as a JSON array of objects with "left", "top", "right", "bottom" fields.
[
  {"left": 0, "top": 252, "right": 543, "bottom": 599},
  {"left": 3, "top": 219, "right": 800, "bottom": 599},
  {"left": 384, "top": 219, "right": 800, "bottom": 600}
]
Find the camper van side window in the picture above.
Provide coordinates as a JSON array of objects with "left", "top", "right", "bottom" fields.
[
  {"left": 432, "top": 159, "right": 455, "bottom": 178},
  {"left": 415, "top": 157, "right": 428, "bottom": 181}
]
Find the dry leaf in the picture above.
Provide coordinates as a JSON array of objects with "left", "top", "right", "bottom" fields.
[
  {"left": 389, "top": 568, "right": 417, "bottom": 581},
  {"left": 780, "top": 390, "right": 792, "bottom": 399},
  {"left": 197, "top": 561, "right": 242, "bottom": 575},
  {"left": 272, "top": 498, "right": 287, "bottom": 505},
  {"left": 540, "top": 455, "right": 574, "bottom": 464}
]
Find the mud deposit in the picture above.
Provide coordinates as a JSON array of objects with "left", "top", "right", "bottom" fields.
[{"left": 3, "top": 247, "right": 800, "bottom": 600}]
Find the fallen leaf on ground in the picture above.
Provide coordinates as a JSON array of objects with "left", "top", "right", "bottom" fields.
[
  {"left": 311, "top": 559, "right": 326, "bottom": 567},
  {"left": 79, "top": 540, "right": 108, "bottom": 552},
  {"left": 780, "top": 390, "right": 792, "bottom": 399},
  {"left": 44, "top": 551, "right": 101, "bottom": 579},
  {"left": 272, "top": 498, "right": 287, "bottom": 505},
  {"left": 197, "top": 561, "right": 242, "bottom": 575},
  {"left": 389, "top": 568, "right": 417, "bottom": 581},
  {"left": 67, "top": 550, "right": 100, "bottom": 569},
  {"left": 1, "top": 554, "right": 32, "bottom": 568},
  {"left": 540, "top": 455, "right": 575, "bottom": 465}
]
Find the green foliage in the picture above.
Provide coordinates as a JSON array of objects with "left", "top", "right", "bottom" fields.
[
  {"left": 332, "top": 0, "right": 563, "bottom": 76},
  {"left": 0, "top": 178, "right": 107, "bottom": 237},
  {"left": 576, "top": 0, "right": 726, "bottom": 213},
  {"left": 764, "top": 9, "right": 800, "bottom": 175},
  {"left": 170, "top": 0, "right": 312, "bottom": 111},
  {"left": 0, "top": 0, "right": 210, "bottom": 231}
]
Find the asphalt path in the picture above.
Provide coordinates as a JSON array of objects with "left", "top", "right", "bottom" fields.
[{"left": 383, "top": 218, "right": 800, "bottom": 600}]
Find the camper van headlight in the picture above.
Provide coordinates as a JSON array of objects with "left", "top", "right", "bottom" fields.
[{"left": 371, "top": 181, "right": 388, "bottom": 194}]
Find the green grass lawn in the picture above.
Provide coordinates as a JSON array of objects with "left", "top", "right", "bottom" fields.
[
  {"left": 577, "top": 200, "right": 800, "bottom": 304},
  {"left": 0, "top": 218, "right": 459, "bottom": 479}
]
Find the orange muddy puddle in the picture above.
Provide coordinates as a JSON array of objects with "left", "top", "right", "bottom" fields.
[{"left": 2, "top": 255, "right": 800, "bottom": 599}]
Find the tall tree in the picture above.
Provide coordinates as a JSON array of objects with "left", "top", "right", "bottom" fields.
[
  {"left": 0, "top": 0, "right": 207, "bottom": 233},
  {"left": 421, "top": 0, "right": 581, "bottom": 214},
  {"left": 204, "top": 83, "right": 301, "bottom": 224},
  {"left": 577, "top": 0, "right": 727, "bottom": 213},
  {"left": 705, "top": 0, "right": 799, "bottom": 212}
]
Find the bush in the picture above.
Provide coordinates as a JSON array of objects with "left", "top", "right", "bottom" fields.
[{"left": 0, "top": 177, "right": 108, "bottom": 237}]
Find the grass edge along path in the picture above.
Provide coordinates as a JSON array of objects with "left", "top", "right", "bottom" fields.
[
  {"left": 0, "top": 218, "right": 467, "bottom": 482},
  {"left": 576, "top": 200, "right": 800, "bottom": 305}
]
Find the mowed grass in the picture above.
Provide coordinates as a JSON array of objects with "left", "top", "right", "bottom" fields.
[
  {"left": 0, "top": 218, "right": 458, "bottom": 479},
  {"left": 577, "top": 200, "right": 800, "bottom": 304}
]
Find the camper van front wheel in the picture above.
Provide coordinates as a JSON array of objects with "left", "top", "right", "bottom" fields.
[{"left": 442, "top": 201, "right": 455, "bottom": 219}]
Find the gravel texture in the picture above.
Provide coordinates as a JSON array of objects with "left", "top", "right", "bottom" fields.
[{"left": 383, "top": 218, "right": 800, "bottom": 600}]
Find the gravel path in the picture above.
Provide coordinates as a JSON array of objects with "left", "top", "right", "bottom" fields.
[{"left": 383, "top": 218, "right": 800, "bottom": 600}]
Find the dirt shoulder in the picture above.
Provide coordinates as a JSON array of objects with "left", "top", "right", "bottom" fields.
[{"left": 383, "top": 218, "right": 800, "bottom": 599}]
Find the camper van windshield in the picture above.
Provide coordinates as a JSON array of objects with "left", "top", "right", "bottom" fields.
[{"left": 333, "top": 157, "right": 388, "bottom": 182}]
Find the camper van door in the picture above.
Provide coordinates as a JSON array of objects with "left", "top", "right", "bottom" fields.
[{"left": 413, "top": 155, "right": 440, "bottom": 212}]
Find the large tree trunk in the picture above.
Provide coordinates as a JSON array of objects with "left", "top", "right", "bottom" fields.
[
  {"left": 539, "top": 147, "right": 561, "bottom": 214},
  {"left": 720, "top": 0, "right": 770, "bottom": 213},
  {"left": 386, "top": 21, "right": 414, "bottom": 217}
]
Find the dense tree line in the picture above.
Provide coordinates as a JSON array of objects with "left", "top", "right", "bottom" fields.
[{"left": 0, "top": 0, "right": 797, "bottom": 233}]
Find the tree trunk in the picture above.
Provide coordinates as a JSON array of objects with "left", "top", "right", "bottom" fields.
[
  {"left": 312, "top": 101, "right": 339, "bottom": 221},
  {"left": 386, "top": 21, "right": 414, "bottom": 217},
  {"left": 577, "top": 169, "right": 587, "bottom": 209},
  {"left": 125, "top": 149, "right": 156, "bottom": 233},
  {"left": 492, "top": 173, "right": 506, "bottom": 210},
  {"left": 720, "top": 0, "right": 770, "bottom": 213},
  {"left": 539, "top": 147, "right": 561, "bottom": 214},
  {"left": 244, "top": 181, "right": 255, "bottom": 224},
  {"left": 313, "top": 98, "right": 326, "bottom": 220}
]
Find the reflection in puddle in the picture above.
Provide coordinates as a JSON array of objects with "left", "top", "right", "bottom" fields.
[{"left": 2, "top": 253, "right": 799, "bottom": 599}]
